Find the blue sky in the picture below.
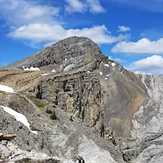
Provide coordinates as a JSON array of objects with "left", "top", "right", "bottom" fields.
[{"left": 0, "top": 0, "right": 163, "bottom": 74}]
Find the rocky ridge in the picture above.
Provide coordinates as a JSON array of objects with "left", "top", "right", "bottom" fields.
[{"left": 0, "top": 37, "right": 163, "bottom": 163}]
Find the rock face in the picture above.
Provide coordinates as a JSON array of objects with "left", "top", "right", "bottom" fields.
[
  {"left": 35, "top": 67, "right": 146, "bottom": 140},
  {"left": 36, "top": 71, "right": 102, "bottom": 127},
  {"left": 1, "top": 37, "right": 163, "bottom": 163},
  {"left": 126, "top": 75, "right": 163, "bottom": 163},
  {"left": 11, "top": 37, "right": 106, "bottom": 72}
]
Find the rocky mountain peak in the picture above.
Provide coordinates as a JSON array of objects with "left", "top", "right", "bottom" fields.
[
  {"left": 12, "top": 36, "right": 107, "bottom": 72},
  {"left": 41, "top": 36, "right": 103, "bottom": 64}
]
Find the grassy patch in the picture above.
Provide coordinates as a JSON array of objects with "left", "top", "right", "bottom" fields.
[{"left": 28, "top": 95, "right": 48, "bottom": 111}]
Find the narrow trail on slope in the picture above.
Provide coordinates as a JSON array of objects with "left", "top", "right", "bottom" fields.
[{"left": 17, "top": 93, "right": 39, "bottom": 112}]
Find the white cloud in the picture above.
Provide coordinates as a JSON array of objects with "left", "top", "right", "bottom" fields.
[
  {"left": 65, "top": 0, "right": 86, "bottom": 13},
  {"left": 23, "top": 5, "right": 59, "bottom": 21},
  {"left": 118, "top": 25, "right": 130, "bottom": 32},
  {"left": 112, "top": 38, "right": 163, "bottom": 54},
  {"left": 0, "top": 0, "right": 123, "bottom": 46},
  {"left": 128, "top": 55, "right": 163, "bottom": 74},
  {"left": 10, "top": 24, "right": 123, "bottom": 44},
  {"left": 65, "top": 25, "right": 123, "bottom": 44},
  {"left": 87, "top": 0, "right": 105, "bottom": 13},
  {"left": 9, "top": 24, "right": 65, "bottom": 43},
  {"left": 0, "top": 0, "right": 59, "bottom": 26},
  {"left": 65, "top": 0, "right": 105, "bottom": 13}
]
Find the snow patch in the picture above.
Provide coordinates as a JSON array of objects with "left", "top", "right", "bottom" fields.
[
  {"left": 52, "top": 69, "right": 56, "bottom": 73},
  {"left": 64, "top": 64, "right": 75, "bottom": 72},
  {"left": 99, "top": 72, "right": 103, "bottom": 76},
  {"left": 41, "top": 73, "right": 49, "bottom": 76},
  {"left": 106, "top": 74, "right": 111, "bottom": 77},
  {"left": 23, "top": 66, "right": 40, "bottom": 71},
  {"left": 104, "top": 64, "right": 110, "bottom": 68},
  {"left": 0, "top": 106, "right": 37, "bottom": 134},
  {"left": 0, "top": 84, "right": 15, "bottom": 93},
  {"left": 111, "top": 63, "right": 116, "bottom": 67}
]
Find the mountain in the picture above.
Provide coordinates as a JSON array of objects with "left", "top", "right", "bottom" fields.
[
  {"left": 10, "top": 36, "right": 106, "bottom": 72},
  {"left": 0, "top": 37, "right": 163, "bottom": 163}
]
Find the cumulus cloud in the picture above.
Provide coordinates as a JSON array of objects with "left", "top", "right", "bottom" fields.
[
  {"left": 65, "top": 0, "right": 105, "bottom": 13},
  {"left": 65, "top": 0, "right": 86, "bottom": 13},
  {"left": 87, "top": 0, "right": 105, "bottom": 13},
  {"left": 128, "top": 55, "right": 163, "bottom": 74},
  {"left": 111, "top": 38, "right": 163, "bottom": 54},
  {"left": 10, "top": 24, "right": 123, "bottom": 44},
  {"left": 9, "top": 24, "right": 65, "bottom": 42},
  {"left": 118, "top": 26, "right": 130, "bottom": 32},
  {"left": 0, "top": 0, "right": 122, "bottom": 46},
  {"left": 0, "top": 0, "right": 59, "bottom": 26}
]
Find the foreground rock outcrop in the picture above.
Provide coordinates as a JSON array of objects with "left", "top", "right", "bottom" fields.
[{"left": 0, "top": 37, "right": 163, "bottom": 163}]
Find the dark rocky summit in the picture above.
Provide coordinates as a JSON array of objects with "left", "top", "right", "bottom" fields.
[{"left": 0, "top": 37, "right": 163, "bottom": 163}]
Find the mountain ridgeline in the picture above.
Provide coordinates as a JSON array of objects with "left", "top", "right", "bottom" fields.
[{"left": 0, "top": 37, "right": 163, "bottom": 163}]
